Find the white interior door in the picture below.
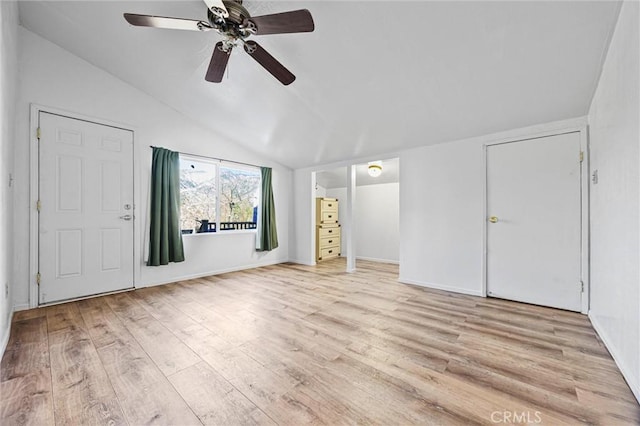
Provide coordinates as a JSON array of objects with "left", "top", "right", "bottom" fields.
[
  {"left": 486, "top": 132, "right": 582, "bottom": 311},
  {"left": 38, "top": 112, "right": 134, "bottom": 304}
]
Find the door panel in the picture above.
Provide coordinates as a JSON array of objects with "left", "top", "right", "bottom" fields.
[
  {"left": 101, "top": 161, "right": 122, "bottom": 212},
  {"left": 56, "top": 229, "right": 82, "bottom": 278},
  {"left": 56, "top": 155, "right": 83, "bottom": 211},
  {"left": 486, "top": 132, "right": 582, "bottom": 311},
  {"left": 39, "top": 112, "right": 134, "bottom": 304},
  {"left": 101, "top": 228, "right": 122, "bottom": 271}
]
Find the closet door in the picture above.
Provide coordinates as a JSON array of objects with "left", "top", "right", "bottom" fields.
[{"left": 486, "top": 132, "right": 582, "bottom": 311}]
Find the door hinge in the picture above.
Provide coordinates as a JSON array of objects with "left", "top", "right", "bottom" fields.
[
  {"left": 36, "top": 272, "right": 41, "bottom": 286},
  {"left": 36, "top": 200, "right": 41, "bottom": 212},
  {"left": 579, "top": 151, "right": 584, "bottom": 163},
  {"left": 580, "top": 280, "right": 584, "bottom": 292},
  {"left": 36, "top": 127, "right": 41, "bottom": 140}
]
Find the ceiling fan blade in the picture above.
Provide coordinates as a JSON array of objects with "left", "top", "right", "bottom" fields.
[
  {"left": 244, "top": 9, "right": 314, "bottom": 35},
  {"left": 205, "top": 42, "right": 232, "bottom": 83},
  {"left": 124, "top": 13, "right": 211, "bottom": 31},
  {"left": 243, "top": 41, "right": 295, "bottom": 85},
  {"left": 203, "top": 0, "right": 229, "bottom": 18}
]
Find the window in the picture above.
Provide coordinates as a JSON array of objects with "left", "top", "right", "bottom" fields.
[
  {"left": 179, "top": 155, "right": 260, "bottom": 234},
  {"left": 219, "top": 165, "right": 261, "bottom": 229}
]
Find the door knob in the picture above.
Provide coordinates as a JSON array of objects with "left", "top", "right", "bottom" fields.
[
  {"left": 119, "top": 214, "right": 132, "bottom": 221},
  {"left": 489, "top": 216, "right": 498, "bottom": 223}
]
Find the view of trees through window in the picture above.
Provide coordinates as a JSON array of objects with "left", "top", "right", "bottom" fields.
[
  {"left": 220, "top": 166, "right": 261, "bottom": 223},
  {"left": 179, "top": 156, "right": 260, "bottom": 233},
  {"left": 179, "top": 158, "right": 217, "bottom": 231}
]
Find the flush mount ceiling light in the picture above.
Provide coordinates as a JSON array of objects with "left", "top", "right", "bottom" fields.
[{"left": 368, "top": 161, "right": 383, "bottom": 177}]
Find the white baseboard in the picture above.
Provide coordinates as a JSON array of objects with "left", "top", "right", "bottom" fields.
[
  {"left": 13, "top": 303, "right": 31, "bottom": 312},
  {"left": 398, "top": 276, "right": 483, "bottom": 297},
  {"left": 137, "top": 258, "right": 290, "bottom": 289},
  {"left": 1, "top": 310, "right": 14, "bottom": 361},
  {"left": 288, "top": 259, "right": 316, "bottom": 266},
  {"left": 588, "top": 312, "right": 640, "bottom": 404},
  {"left": 356, "top": 256, "right": 399, "bottom": 265}
]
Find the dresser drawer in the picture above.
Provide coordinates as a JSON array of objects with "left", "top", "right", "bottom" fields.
[
  {"left": 318, "top": 246, "right": 339, "bottom": 260},
  {"left": 320, "top": 199, "right": 338, "bottom": 212},
  {"left": 318, "top": 226, "right": 340, "bottom": 239},
  {"left": 319, "top": 211, "right": 338, "bottom": 224},
  {"left": 319, "top": 236, "right": 340, "bottom": 249}
]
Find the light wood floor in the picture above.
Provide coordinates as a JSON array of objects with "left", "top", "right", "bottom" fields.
[{"left": 1, "top": 259, "right": 639, "bottom": 425}]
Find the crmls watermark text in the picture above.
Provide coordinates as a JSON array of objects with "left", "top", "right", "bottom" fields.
[{"left": 490, "top": 410, "right": 543, "bottom": 424}]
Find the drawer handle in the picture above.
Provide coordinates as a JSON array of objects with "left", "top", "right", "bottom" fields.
[
  {"left": 328, "top": 230, "right": 332, "bottom": 233},
  {"left": 328, "top": 250, "right": 333, "bottom": 254},
  {"left": 328, "top": 203, "right": 332, "bottom": 207},
  {"left": 328, "top": 215, "right": 332, "bottom": 218},
  {"left": 328, "top": 240, "right": 333, "bottom": 244}
]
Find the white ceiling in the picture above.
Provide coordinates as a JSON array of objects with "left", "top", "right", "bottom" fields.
[
  {"left": 316, "top": 157, "right": 399, "bottom": 189},
  {"left": 18, "top": 1, "right": 620, "bottom": 169}
]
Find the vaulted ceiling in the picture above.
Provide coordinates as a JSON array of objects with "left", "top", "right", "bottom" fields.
[{"left": 18, "top": 1, "right": 620, "bottom": 169}]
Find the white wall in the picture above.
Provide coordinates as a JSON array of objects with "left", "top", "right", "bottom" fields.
[
  {"left": 315, "top": 184, "right": 327, "bottom": 198},
  {"left": 290, "top": 169, "right": 314, "bottom": 265},
  {"left": 0, "top": 1, "right": 18, "bottom": 354},
  {"left": 325, "top": 184, "right": 399, "bottom": 263},
  {"left": 14, "top": 28, "right": 291, "bottom": 309},
  {"left": 398, "top": 117, "right": 587, "bottom": 296},
  {"left": 355, "top": 183, "right": 400, "bottom": 263},
  {"left": 399, "top": 140, "right": 484, "bottom": 295},
  {"left": 587, "top": 0, "right": 639, "bottom": 402}
]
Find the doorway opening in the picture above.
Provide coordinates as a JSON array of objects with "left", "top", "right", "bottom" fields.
[{"left": 314, "top": 158, "right": 400, "bottom": 275}]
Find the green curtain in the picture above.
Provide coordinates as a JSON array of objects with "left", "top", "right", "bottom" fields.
[
  {"left": 148, "top": 147, "right": 185, "bottom": 266},
  {"left": 256, "top": 167, "right": 279, "bottom": 251}
]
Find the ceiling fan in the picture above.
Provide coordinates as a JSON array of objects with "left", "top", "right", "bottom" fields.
[{"left": 124, "top": 0, "right": 314, "bottom": 85}]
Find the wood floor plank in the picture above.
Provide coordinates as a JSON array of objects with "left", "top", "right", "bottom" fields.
[
  {"left": 443, "top": 358, "right": 600, "bottom": 424},
  {"left": 2, "top": 258, "right": 638, "bottom": 425},
  {"left": 575, "top": 386, "right": 640, "bottom": 424},
  {"left": 204, "top": 345, "right": 301, "bottom": 412},
  {"left": 104, "top": 292, "right": 202, "bottom": 376},
  {"left": 0, "top": 342, "right": 50, "bottom": 382},
  {"left": 46, "top": 306, "right": 126, "bottom": 425},
  {"left": 5, "top": 316, "right": 48, "bottom": 350},
  {"left": 2, "top": 316, "right": 50, "bottom": 383},
  {"left": 244, "top": 334, "right": 419, "bottom": 425},
  {"left": 77, "top": 298, "right": 202, "bottom": 425},
  {"left": 0, "top": 372, "right": 54, "bottom": 426},
  {"left": 45, "top": 304, "right": 85, "bottom": 333},
  {"left": 11, "top": 308, "right": 47, "bottom": 323},
  {"left": 168, "top": 361, "right": 274, "bottom": 425}
]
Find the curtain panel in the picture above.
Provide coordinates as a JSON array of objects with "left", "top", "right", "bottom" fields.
[
  {"left": 256, "top": 167, "right": 279, "bottom": 251},
  {"left": 148, "top": 147, "right": 185, "bottom": 265}
]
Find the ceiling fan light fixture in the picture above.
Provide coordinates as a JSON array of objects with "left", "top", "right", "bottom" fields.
[
  {"left": 123, "top": 0, "right": 315, "bottom": 85},
  {"left": 368, "top": 161, "right": 383, "bottom": 177}
]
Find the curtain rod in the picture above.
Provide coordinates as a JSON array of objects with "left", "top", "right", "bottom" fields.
[{"left": 150, "top": 146, "right": 262, "bottom": 169}]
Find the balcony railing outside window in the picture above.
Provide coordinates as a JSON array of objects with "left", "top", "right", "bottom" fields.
[{"left": 182, "top": 221, "right": 257, "bottom": 234}]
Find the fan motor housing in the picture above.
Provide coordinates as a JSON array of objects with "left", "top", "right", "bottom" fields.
[{"left": 209, "top": 0, "right": 250, "bottom": 25}]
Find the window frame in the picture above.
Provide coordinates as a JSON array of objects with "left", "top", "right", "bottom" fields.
[{"left": 179, "top": 154, "right": 261, "bottom": 236}]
